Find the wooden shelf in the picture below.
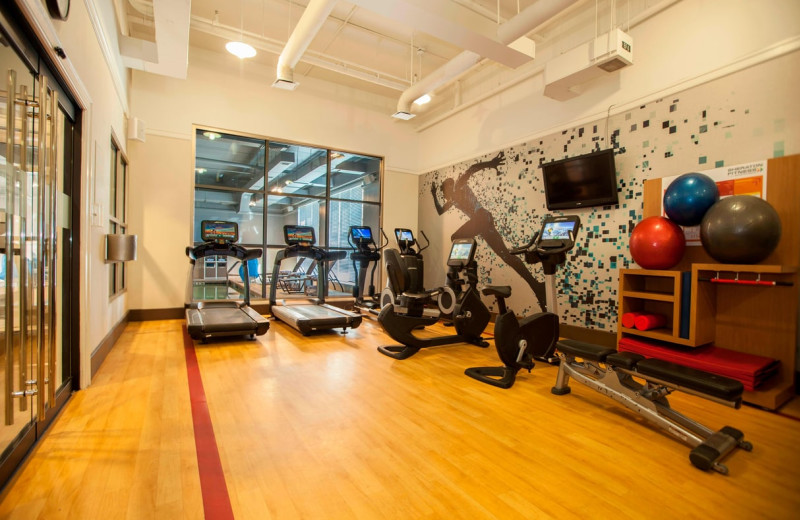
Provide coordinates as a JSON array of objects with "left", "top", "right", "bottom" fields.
[
  {"left": 617, "top": 326, "right": 696, "bottom": 346},
  {"left": 620, "top": 290, "right": 674, "bottom": 302}
]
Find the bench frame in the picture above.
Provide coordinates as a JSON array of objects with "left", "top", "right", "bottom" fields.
[{"left": 551, "top": 340, "right": 752, "bottom": 474}]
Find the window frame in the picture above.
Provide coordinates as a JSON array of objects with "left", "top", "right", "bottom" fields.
[
  {"left": 191, "top": 126, "right": 384, "bottom": 300},
  {"left": 109, "top": 135, "right": 128, "bottom": 299}
]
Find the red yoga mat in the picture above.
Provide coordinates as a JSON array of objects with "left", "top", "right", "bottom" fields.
[{"left": 618, "top": 336, "right": 779, "bottom": 391}]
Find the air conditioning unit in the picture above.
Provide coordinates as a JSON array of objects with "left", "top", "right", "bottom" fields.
[{"left": 544, "top": 28, "right": 633, "bottom": 101}]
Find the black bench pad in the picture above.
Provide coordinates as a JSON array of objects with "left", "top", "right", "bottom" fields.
[
  {"left": 556, "top": 340, "right": 616, "bottom": 362},
  {"left": 635, "top": 358, "right": 744, "bottom": 402},
  {"left": 606, "top": 352, "right": 645, "bottom": 370}
]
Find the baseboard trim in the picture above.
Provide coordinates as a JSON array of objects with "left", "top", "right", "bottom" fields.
[
  {"left": 559, "top": 324, "right": 617, "bottom": 349},
  {"left": 90, "top": 311, "right": 130, "bottom": 378},
  {"left": 129, "top": 308, "right": 185, "bottom": 321}
]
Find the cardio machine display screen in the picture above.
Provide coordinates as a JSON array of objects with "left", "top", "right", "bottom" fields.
[
  {"left": 350, "top": 226, "right": 373, "bottom": 242},
  {"left": 201, "top": 220, "right": 239, "bottom": 243},
  {"left": 285, "top": 225, "right": 316, "bottom": 245},
  {"left": 447, "top": 240, "right": 476, "bottom": 266},
  {"left": 395, "top": 229, "right": 414, "bottom": 243},
  {"left": 541, "top": 221, "right": 577, "bottom": 240}
]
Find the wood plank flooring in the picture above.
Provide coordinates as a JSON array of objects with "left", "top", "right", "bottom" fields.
[{"left": 0, "top": 318, "right": 798, "bottom": 519}]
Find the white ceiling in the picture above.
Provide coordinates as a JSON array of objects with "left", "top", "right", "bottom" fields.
[{"left": 119, "top": 0, "right": 664, "bottom": 118}]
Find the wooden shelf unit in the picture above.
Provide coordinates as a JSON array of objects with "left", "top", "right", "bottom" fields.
[
  {"left": 630, "top": 154, "right": 800, "bottom": 410},
  {"left": 618, "top": 269, "right": 692, "bottom": 345}
]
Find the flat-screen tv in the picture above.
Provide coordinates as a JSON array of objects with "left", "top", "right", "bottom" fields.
[{"left": 540, "top": 149, "right": 618, "bottom": 210}]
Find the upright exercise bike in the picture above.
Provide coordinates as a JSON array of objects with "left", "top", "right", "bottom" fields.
[
  {"left": 348, "top": 225, "right": 389, "bottom": 313},
  {"left": 377, "top": 238, "right": 490, "bottom": 360},
  {"left": 466, "top": 215, "right": 581, "bottom": 388}
]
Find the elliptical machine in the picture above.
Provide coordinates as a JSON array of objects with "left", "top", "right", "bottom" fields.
[
  {"left": 465, "top": 215, "right": 580, "bottom": 388},
  {"left": 379, "top": 228, "right": 429, "bottom": 308},
  {"left": 377, "top": 238, "right": 490, "bottom": 360},
  {"left": 348, "top": 225, "right": 389, "bottom": 313}
]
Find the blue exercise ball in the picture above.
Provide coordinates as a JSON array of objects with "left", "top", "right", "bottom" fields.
[
  {"left": 700, "top": 195, "right": 781, "bottom": 264},
  {"left": 663, "top": 172, "right": 719, "bottom": 226}
]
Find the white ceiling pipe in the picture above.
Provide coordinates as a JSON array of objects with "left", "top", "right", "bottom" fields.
[
  {"left": 274, "top": 0, "right": 339, "bottom": 90},
  {"left": 394, "top": 0, "right": 580, "bottom": 118}
]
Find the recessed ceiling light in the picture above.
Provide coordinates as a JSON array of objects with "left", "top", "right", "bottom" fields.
[
  {"left": 202, "top": 131, "right": 221, "bottom": 140},
  {"left": 195, "top": 168, "right": 207, "bottom": 174},
  {"left": 226, "top": 41, "right": 256, "bottom": 59},
  {"left": 413, "top": 94, "right": 431, "bottom": 105}
]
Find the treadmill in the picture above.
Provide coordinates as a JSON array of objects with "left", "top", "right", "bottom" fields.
[
  {"left": 185, "top": 220, "right": 270, "bottom": 341},
  {"left": 269, "top": 225, "right": 362, "bottom": 335}
]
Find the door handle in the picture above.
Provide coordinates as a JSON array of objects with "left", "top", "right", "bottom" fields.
[
  {"left": 47, "top": 88, "right": 58, "bottom": 406},
  {"left": 36, "top": 75, "right": 47, "bottom": 422},
  {"left": 4, "top": 69, "right": 18, "bottom": 426}
]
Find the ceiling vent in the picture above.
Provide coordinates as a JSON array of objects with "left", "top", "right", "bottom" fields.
[
  {"left": 272, "top": 78, "right": 299, "bottom": 91},
  {"left": 544, "top": 28, "right": 633, "bottom": 101}
]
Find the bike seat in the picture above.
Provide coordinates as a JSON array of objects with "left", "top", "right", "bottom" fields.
[{"left": 482, "top": 286, "right": 511, "bottom": 299}]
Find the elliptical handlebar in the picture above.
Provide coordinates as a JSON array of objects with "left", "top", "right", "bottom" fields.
[
  {"left": 510, "top": 232, "right": 539, "bottom": 256},
  {"left": 417, "top": 230, "right": 430, "bottom": 254},
  {"left": 378, "top": 228, "right": 390, "bottom": 250}
]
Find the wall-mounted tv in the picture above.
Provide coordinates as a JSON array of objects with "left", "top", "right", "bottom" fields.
[{"left": 540, "top": 149, "right": 619, "bottom": 210}]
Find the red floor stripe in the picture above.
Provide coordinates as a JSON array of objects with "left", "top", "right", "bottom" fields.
[{"left": 182, "top": 327, "right": 235, "bottom": 520}]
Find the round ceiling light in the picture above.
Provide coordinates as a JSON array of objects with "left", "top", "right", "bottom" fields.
[{"left": 226, "top": 41, "right": 257, "bottom": 59}]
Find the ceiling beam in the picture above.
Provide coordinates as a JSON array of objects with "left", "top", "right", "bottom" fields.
[{"left": 346, "top": 0, "right": 534, "bottom": 68}]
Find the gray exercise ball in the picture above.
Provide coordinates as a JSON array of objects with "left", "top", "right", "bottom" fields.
[{"left": 700, "top": 195, "right": 781, "bottom": 264}]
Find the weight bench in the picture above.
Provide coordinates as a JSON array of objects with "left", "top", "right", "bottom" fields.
[{"left": 551, "top": 339, "right": 752, "bottom": 475}]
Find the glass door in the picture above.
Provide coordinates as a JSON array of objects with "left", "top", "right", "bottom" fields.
[
  {"left": 0, "top": 36, "right": 38, "bottom": 454},
  {"left": 0, "top": 8, "right": 76, "bottom": 476}
]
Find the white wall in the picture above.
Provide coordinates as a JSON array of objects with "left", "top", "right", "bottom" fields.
[
  {"left": 415, "top": 0, "right": 800, "bottom": 172},
  {"left": 128, "top": 46, "right": 419, "bottom": 310}
]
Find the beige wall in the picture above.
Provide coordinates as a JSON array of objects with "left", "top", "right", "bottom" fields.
[
  {"left": 415, "top": 0, "right": 800, "bottom": 172},
  {"left": 128, "top": 47, "right": 419, "bottom": 310}
]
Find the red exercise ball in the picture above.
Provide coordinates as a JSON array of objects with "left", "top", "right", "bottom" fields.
[{"left": 629, "top": 216, "right": 686, "bottom": 269}]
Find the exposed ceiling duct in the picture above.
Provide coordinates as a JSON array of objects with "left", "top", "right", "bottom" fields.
[
  {"left": 345, "top": 0, "right": 535, "bottom": 68},
  {"left": 273, "top": 0, "right": 339, "bottom": 90},
  {"left": 392, "top": 0, "right": 581, "bottom": 120}
]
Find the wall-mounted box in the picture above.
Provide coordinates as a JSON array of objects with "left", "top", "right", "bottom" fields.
[{"left": 106, "top": 234, "right": 137, "bottom": 263}]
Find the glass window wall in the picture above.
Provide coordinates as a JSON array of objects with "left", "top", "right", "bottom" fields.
[{"left": 193, "top": 130, "right": 382, "bottom": 301}]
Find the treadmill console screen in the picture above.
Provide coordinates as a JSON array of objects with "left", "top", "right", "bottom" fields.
[
  {"left": 349, "top": 226, "right": 373, "bottom": 244},
  {"left": 447, "top": 239, "right": 476, "bottom": 267},
  {"left": 201, "top": 220, "right": 239, "bottom": 243},
  {"left": 285, "top": 225, "right": 316, "bottom": 246},
  {"left": 395, "top": 229, "right": 414, "bottom": 243}
]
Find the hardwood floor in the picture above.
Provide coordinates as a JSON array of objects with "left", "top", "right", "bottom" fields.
[{"left": 0, "top": 318, "right": 798, "bottom": 519}]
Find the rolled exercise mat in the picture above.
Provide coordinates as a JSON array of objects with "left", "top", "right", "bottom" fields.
[
  {"left": 621, "top": 312, "right": 645, "bottom": 329},
  {"left": 634, "top": 313, "right": 667, "bottom": 331}
]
